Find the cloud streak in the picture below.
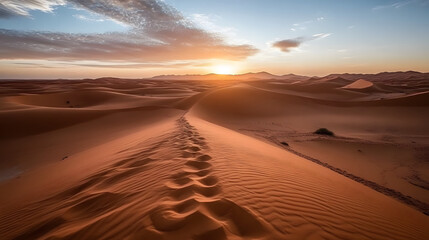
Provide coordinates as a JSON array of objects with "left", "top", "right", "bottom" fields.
[
  {"left": 0, "top": 0, "right": 258, "bottom": 63},
  {"left": 73, "top": 14, "right": 105, "bottom": 22},
  {"left": 372, "top": 0, "right": 428, "bottom": 10},
  {"left": 0, "top": 0, "right": 65, "bottom": 17},
  {"left": 272, "top": 33, "right": 331, "bottom": 52}
]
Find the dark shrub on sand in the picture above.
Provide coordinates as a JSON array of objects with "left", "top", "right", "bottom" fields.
[{"left": 314, "top": 128, "right": 334, "bottom": 136}]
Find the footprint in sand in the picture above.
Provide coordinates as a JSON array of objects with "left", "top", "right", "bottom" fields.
[
  {"left": 10, "top": 117, "right": 269, "bottom": 240},
  {"left": 146, "top": 117, "right": 268, "bottom": 239}
]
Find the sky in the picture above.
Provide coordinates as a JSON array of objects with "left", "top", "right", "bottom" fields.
[{"left": 0, "top": 0, "right": 428, "bottom": 79}]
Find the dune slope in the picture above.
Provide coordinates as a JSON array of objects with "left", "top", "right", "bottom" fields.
[{"left": 1, "top": 115, "right": 427, "bottom": 240}]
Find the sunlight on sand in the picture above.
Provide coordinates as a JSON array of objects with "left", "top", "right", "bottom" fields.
[{"left": 0, "top": 73, "right": 428, "bottom": 239}]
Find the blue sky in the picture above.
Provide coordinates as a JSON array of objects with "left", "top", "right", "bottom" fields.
[
  {"left": 0, "top": 5, "right": 127, "bottom": 33},
  {"left": 0, "top": 0, "right": 428, "bottom": 78}
]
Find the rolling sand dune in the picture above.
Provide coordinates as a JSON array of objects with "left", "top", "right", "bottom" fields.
[
  {"left": 342, "top": 79, "right": 374, "bottom": 89},
  {"left": 5, "top": 90, "right": 152, "bottom": 109},
  {"left": 0, "top": 74, "right": 428, "bottom": 239}
]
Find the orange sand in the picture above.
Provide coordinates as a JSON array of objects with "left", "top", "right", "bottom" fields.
[{"left": 0, "top": 74, "right": 428, "bottom": 239}]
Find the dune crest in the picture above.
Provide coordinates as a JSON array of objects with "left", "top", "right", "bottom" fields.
[{"left": 342, "top": 79, "right": 374, "bottom": 89}]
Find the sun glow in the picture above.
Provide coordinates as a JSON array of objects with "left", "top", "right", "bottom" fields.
[{"left": 212, "top": 64, "right": 236, "bottom": 75}]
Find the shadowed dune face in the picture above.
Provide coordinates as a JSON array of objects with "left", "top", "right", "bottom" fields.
[
  {"left": 4, "top": 90, "right": 153, "bottom": 109},
  {"left": 0, "top": 76, "right": 428, "bottom": 239}
]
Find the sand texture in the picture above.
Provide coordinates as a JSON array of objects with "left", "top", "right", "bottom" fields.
[{"left": 0, "top": 74, "right": 428, "bottom": 239}]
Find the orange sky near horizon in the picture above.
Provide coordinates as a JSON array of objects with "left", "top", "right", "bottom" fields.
[{"left": 1, "top": 58, "right": 427, "bottom": 79}]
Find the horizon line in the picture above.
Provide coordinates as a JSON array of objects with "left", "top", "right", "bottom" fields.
[{"left": 0, "top": 70, "right": 427, "bottom": 81}]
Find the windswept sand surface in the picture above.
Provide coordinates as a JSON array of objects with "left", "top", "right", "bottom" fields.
[{"left": 0, "top": 77, "right": 428, "bottom": 239}]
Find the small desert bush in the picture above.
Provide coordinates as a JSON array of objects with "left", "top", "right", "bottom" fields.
[{"left": 314, "top": 128, "right": 334, "bottom": 136}]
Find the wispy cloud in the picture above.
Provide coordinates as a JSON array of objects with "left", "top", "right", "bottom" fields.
[
  {"left": 290, "top": 16, "right": 326, "bottom": 32},
  {"left": 272, "top": 33, "right": 331, "bottom": 53},
  {"left": 191, "top": 14, "right": 228, "bottom": 33},
  {"left": 73, "top": 14, "right": 104, "bottom": 22},
  {"left": 0, "top": 0, "right": 258, "bottom": 63},
  {"left": 72, "top": 11, "right": 127, "bottom": 26},
  {"left": 0, "top": 0, "right": 65, "bottom": 17},
  {"left": 4, "top": 59, "right": 202, "bottom": 69},
  {"left": 372, "top": 0, "right": 428, "bottom": 10},
  {"left": 190, "top": 13, "right": 249, "bottom": 45},
  {"left": 312, "top": 33, "right": 331, "bottom": 39},
  {"left": 70, "top": 62, "right": 195, "bottom": 69}
]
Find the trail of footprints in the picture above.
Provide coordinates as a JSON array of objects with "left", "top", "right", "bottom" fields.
[
  {"left": 4, "top": 117, "right": 269, "bottom": 240},
  {"left": 147, "top": 117, "right": 268, "bottom": 240}
]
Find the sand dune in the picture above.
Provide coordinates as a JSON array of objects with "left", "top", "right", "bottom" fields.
[
  {"left": 342, "top": 79, "right": 374, "bottom": 89},
  {"left": 192, "top": 83, "right": 429, "bottom": 136},
  {"left": 0, "top": 76, "right": 428, "bottom": 239},
  {"left": 5, "top": 90, "right": 151, "bottom": 109}
]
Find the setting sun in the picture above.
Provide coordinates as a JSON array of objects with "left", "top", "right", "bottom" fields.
[{"left": 212, "top": 65, "right": 236, "bottom": 75}]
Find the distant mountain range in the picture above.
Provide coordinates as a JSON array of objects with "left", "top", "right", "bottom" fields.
[
  {"left": 151, "top": 71, "right": 429, "bottom": 82},
  {"left": 323, "top": 71, "right": 429, "bottom": 82},
  {"left": 151, "top": 72, "right": 310, "bottom": 81}
]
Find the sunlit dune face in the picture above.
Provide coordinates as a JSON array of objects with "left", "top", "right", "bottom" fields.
[{"left": 212, "top": 65, "right": 236, "bottom": 75}]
